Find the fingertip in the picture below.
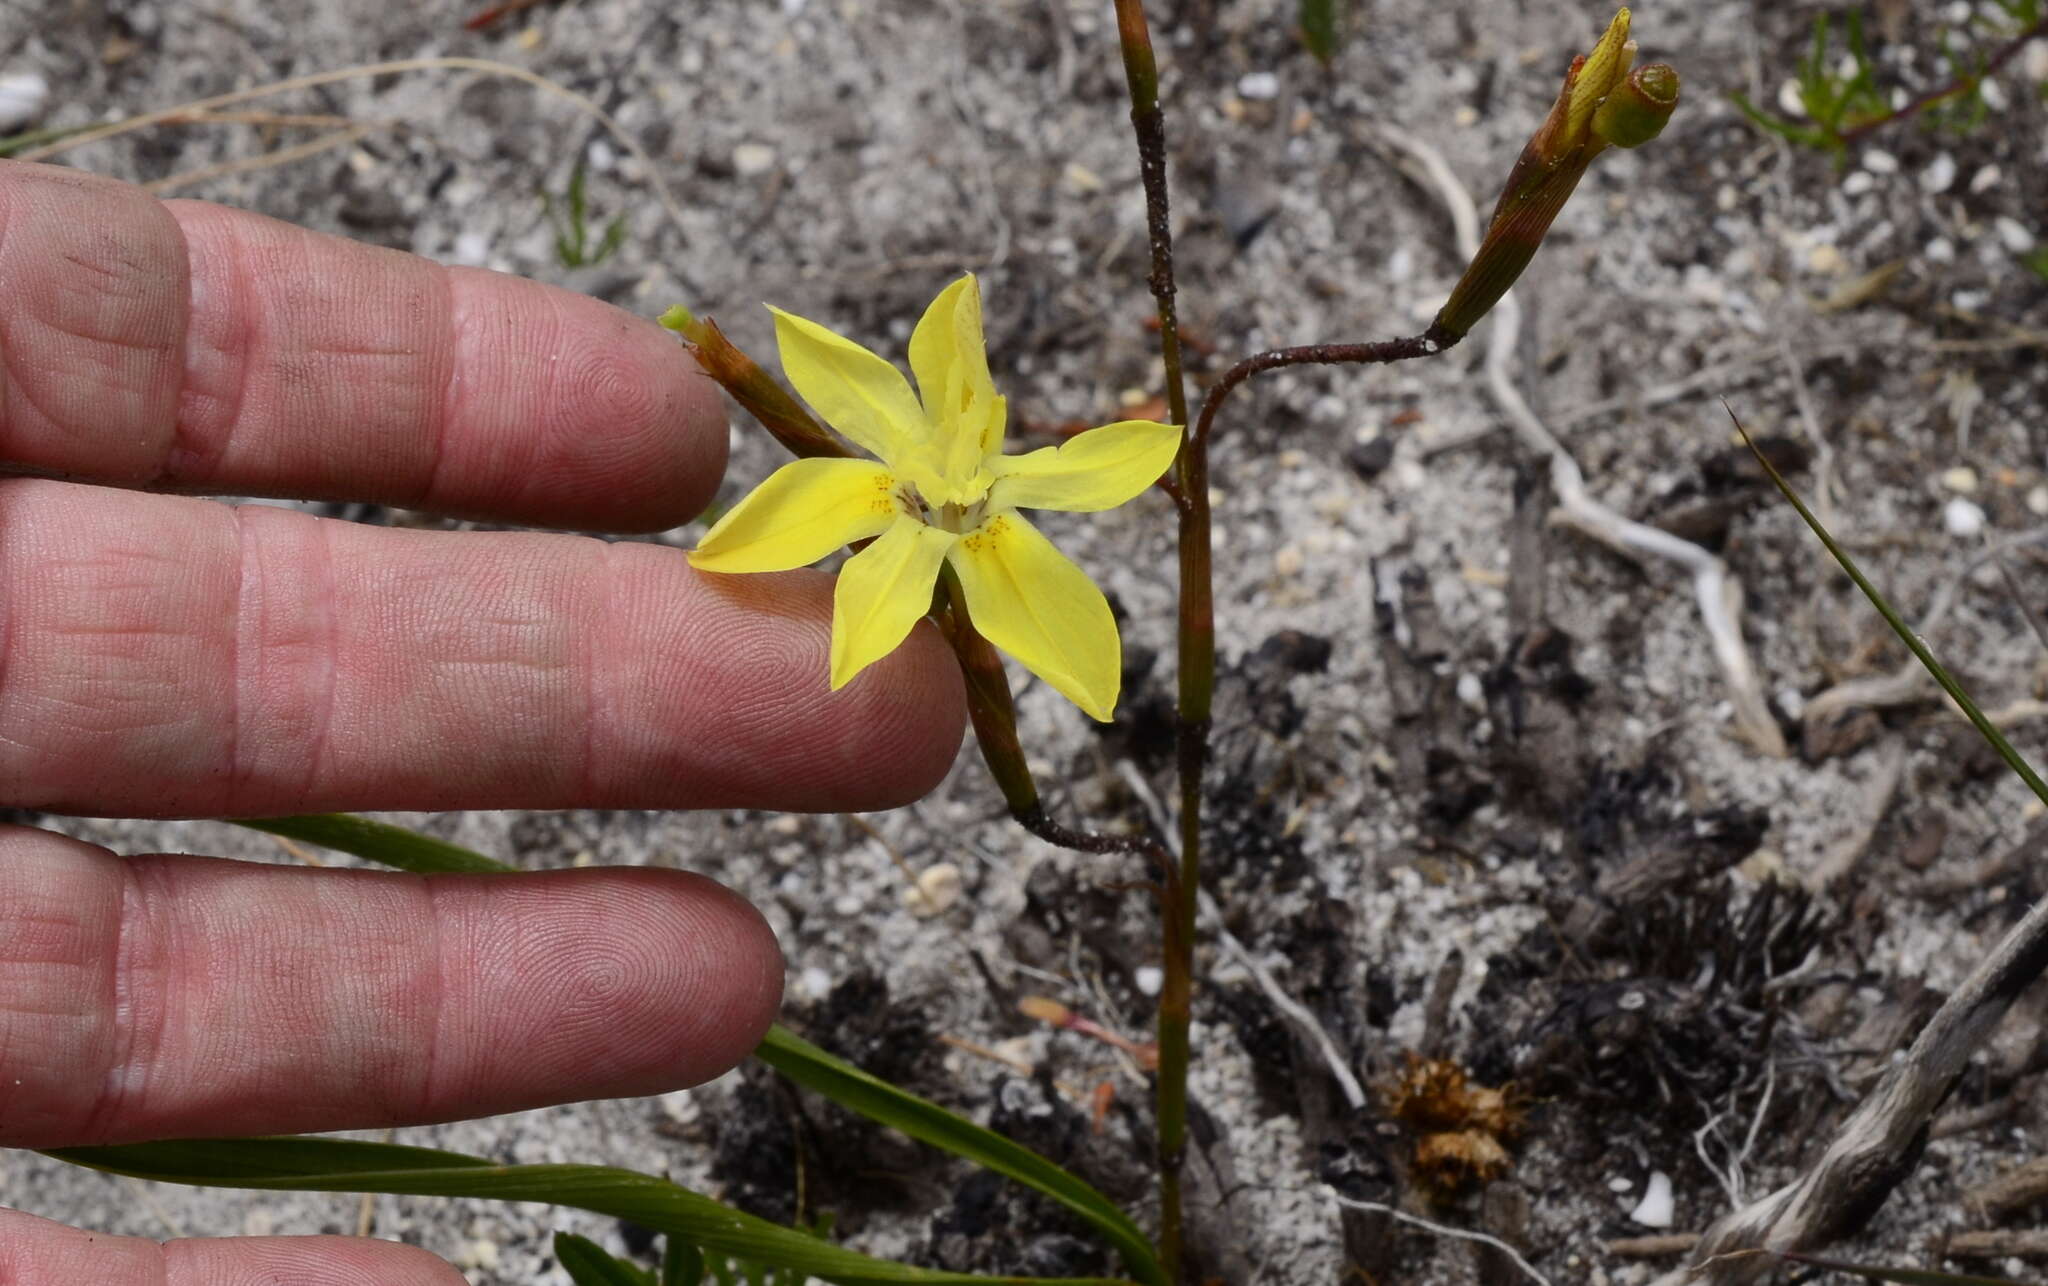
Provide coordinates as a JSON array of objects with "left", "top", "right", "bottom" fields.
[
  {"left": 440, "top": 271, "right": 730, "bottom": 532},
  {"left": 167, "top": 1235, "right": 468, "bottom": 1286},
  {"left": 831, "top": 616, "right": 969, "bottom": 808},
  {"left": 661, "top": 870, "right": 786, "bottom": 1081}
]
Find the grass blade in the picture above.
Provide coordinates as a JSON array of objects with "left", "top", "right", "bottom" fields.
[
  {"left": 559, "top": 1232, "right": 658, "bottom": 1286},
  {"left": 231, "top": 814, "right": 513, "bottom": 873},
  {"left": 47, "top": 1137, "right": 1131, "bottom": 1285},
  {"left": 1728, "top": 403, "right": 2048, "bottom": 808},
  {"left": 1298, "top": 0, "right": 1340, "bottom": 61},
  {"left": 757, "top": 1026, "right": 1165, "bottom": 1286}
]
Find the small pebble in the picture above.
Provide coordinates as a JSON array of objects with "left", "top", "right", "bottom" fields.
[
  {"left": 1924, "top": 236, "right": 1955, "bottom": 264},
  {"left": 1776, "top": 686, "right": 1806, "bottom": 721},
  {"left": 1841, "top": 171, "right": 1876, "bottom": 197},
  {"left": 1135, "top": 965, "right": 1164, "bottom": 997},
  {"left": 1995, "top": 216, "right": 2036, "bottom": 254},
  {"left": 1455, "top": 672, "right": 1485, "bottom": 711},
  {"left": 1807, "top": 243, "right": 1846, "bottom": 275},
  {"left": 731, "top": 141, "right": 777, "bottom": 177},
  {"left": 910, "top": 862, "right": 962, "bottom": 916},
  {"left": 1629, "top": 1171, "right": 1675, "bottom": 1228},
  {"left": 452, "top": 230, "right": 491, "bottom": 266},
  {"left": 1273, "top": 544, "right": 1304, "bottom": 577},
  {"left": 1236, "top": 71, "right": 1279, "bottom": 100},
  {"left": 1979, "top": 76, "right": 2008, "bottom": 112},
  {"left": 1776, "top": 77, "right": 1805, "bottom": 117},
  {"left": 1608, "top": 1176, "right": 1634, "bottom": 1193},
  {"left": 1970, "top": 163, "right": 2003, "bottom": 194},
  {"left": 1061, "top": 161, "right": 1103, "bottom": 194},
  {"left": 1942, "top": 465, "right": 1979, "bottom": 493},
  {"left": 0, "top": 72, "right": 49, "bottom": 133},
  {"left": 1944, "top": 497, "right": 1986, "bottom": 539},
  {"left": 2027, "top": 485, "right": 2048, "bottom": 517},
  {"left": 799, "top": 966, "right": 832, "bottom": 999},
  {"left": 1919, "top": 152, "right": 1956, "bottom": 194},
  {"left": 1861, "top": 147, "right": 1898, "bottom": 174},
  {"left": 455, "top": 1240, "right": 501, "bottom": 1271}
]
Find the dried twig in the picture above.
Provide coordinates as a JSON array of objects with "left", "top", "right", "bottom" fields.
[
  {"left": 1326, "top": 1192, "right": 1552, "bottom": 1286},
  {"left": 144, "top": 124, "right": 371, "bottom": 196},
  {"left": 1377, "top": 123, "right": 1786, "bottom": 758},
  {"left": 1963, "top": 1155, "right": 2048, "bottom": 1222},
  {"left": 1114, "top": 762, "right": 1367, "bottom": 1110},
  {"left": 17, "top": 57, "right": 691, "bottom": 245},
  {"left": 1609, "top": 1233, "right": 1702, "bottom": 1257},
  {"left": 1656, "top": 866, "right": 2048, "bottom": 1283},
  {"left": 1944, "top": 1228, "right": 2048, "bottom": 1259},
  {"left": 1810, "top": 739, "right": 1907, "bottom": 888}
]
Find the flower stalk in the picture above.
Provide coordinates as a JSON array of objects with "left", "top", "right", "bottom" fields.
[{"left": 659, "top": 306, "right": 849, "bottom": 460}]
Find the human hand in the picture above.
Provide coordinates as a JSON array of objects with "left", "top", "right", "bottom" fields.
[{"left": 0, "top": 161, "right": 966, "bottom": 1281}]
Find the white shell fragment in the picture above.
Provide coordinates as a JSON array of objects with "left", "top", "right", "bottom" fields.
[
  {"left": 909, "top": 862, "right": 963, "bottom": 916},
  {"left": 0, "top": 72, "right": 50, "bottom": 134},
  {"left": 1629, "top": 1170, "right": 1675, "bottom": 1228},
  {"left": 1944, "top": 497, "right": 1987, "bottom": 539}
]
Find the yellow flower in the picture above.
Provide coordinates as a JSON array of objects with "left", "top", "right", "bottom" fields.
[{"left": 689, "top": 275, "right": 1181, "bottom": 722}]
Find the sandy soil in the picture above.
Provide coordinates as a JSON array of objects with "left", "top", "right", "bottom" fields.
[{"left": 4, "top": 0, "right": 2048, "bottom": 1282}]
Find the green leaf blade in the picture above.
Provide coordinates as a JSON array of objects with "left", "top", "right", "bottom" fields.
[
  {"left": 559, "top": 1232, "right": 659, "bottom": 1286},
  {"left": 756, "top": 1026, "right": 1165, "bottom": 1286},
  {"left": 47, "top": 1138, "right": 1132, "bottom": 1286},
  {"left": 231, "top": 814, "right": 513, "bottom": 874}
]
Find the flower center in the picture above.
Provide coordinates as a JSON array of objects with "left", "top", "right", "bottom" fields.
[{"left": 895, "top": 479, "right": 986, "bottom": 534}]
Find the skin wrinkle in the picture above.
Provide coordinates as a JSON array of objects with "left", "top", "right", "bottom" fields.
[
  {"left": 301, "top": 512, "right": 339, "bottom": 808},
  {"left": 223, "top": 505, "right": 250, "bottom": 812},
  {"left": 162, "top": 202, "right": 256, "bottom": 489},
  {"left": 90, "top": 859, "right": 151, "bottom": 1146},
  {"left": 423, "top": 257, "right": 463, "bottom": 518},
  {"left": 422, "top": 265, "right": 551, "bottom": 518},
  {"left": 415, "top": 875, "right": 450, "bottom": 1123},
  {"left": 577, "top": 539, "right": 612, "bottom": 806}
]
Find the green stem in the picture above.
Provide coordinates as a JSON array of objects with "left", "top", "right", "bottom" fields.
[{"left": 1109, "top": 3, "right": 1197, "bottom": 1277}]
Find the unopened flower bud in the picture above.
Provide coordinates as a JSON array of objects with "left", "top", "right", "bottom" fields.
[
  {"left": 1593, "top": 63, "right": 1680, "bottom": 148},
  {"left": 1432, "top": 7, "right": 1679, "bottom": 340}
]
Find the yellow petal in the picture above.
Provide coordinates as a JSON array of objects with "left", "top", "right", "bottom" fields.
[
  {"left": 986, "top": 419, "right": 1181, "bottom": 513},
  {"left": 830, "top": 517, "right": 958, "bottom": 690},
  {"left": 949, "top": 512, "right": 1120, "bottom": 721},
  {"left": 908, "top": 274, "right": 1006, "bottom": 482},
  {"left": 691, "top": 458, "right": 898, "bottom": 574},
  {"left": 769, "top": 304, "right": 927, "bottom": 464}
]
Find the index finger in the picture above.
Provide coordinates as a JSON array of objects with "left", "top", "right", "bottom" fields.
[{"left": 0, "top": 162, "right": 724, "bottom": 532}]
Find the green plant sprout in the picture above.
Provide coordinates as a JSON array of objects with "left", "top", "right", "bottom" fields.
[
  {"left": 47, "top": 7, "right": 1686, "bottom": 1284},
  {"left": 1296, "top": 0, "right": 1348, "bottom": 63},
  {"left": 1730, "top": 11, "right": 1887, "bottom": 153},
  {"left": 1730, "top": 3, "right": 2048, "bottom": 155},
  {"left": 544, "top": 158, "right": 628, "bottom": 268}
]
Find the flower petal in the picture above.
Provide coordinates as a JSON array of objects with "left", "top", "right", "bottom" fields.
[
  {"left": 830, "top": 517, "right": 959, "bottom": 690},
  {"left": 986, "top": 419, "right": 1181, "bottom": 513},
  {"left": 908, "top": 275, "right": 1006, "bottom": 483},
  {"left": 949, "top": 512, "right": 1120, "bottom": 721},
  {"left": 769, "top": 304, "right": 928, "bottom": 464},
  {"left": 690, "top": 457, "right": 898, "bottom": 574}
]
